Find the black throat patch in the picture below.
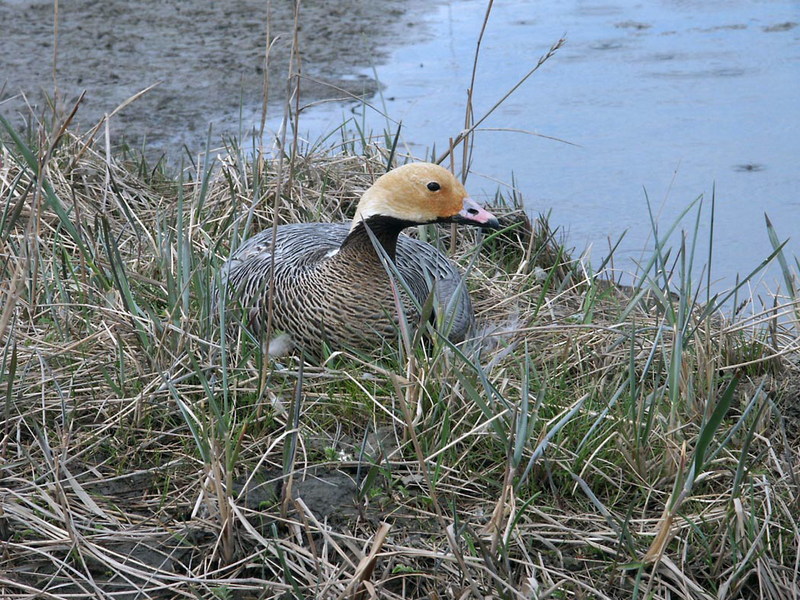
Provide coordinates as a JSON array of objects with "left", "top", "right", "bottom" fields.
[{"left": 340, "top": 215, "right": 423, "bottom": 261}]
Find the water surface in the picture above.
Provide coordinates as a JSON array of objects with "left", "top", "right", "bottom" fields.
[{"left": 277, "top": 0, "right": 800, "bottom": 295}]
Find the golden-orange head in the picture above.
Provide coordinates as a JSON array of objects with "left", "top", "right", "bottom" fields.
[{"left": 350, "top": 162, "right": 499, "bottom": 230}]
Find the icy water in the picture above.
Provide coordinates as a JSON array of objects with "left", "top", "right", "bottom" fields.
[{"left": 276, "top": 0, "right": 800, "bottom": 295}]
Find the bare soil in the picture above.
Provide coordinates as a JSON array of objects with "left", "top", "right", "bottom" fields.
[{"left": 0, "top": 0, "right": 434, "bottom": 152}]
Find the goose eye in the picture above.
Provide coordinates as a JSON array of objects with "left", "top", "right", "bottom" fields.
[{"left": 427, "top": 181, "right": 441, "bottom": 192}]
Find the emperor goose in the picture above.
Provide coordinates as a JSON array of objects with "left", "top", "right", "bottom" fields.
[{"left": 217, "top": 162, "right": 499, "bottom": 355}]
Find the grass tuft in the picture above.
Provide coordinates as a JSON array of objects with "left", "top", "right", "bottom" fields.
[{"left": 1, "top": 114, "right": 798, "bottom": 599}]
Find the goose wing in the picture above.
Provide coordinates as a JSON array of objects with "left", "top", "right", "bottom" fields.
[
  {"left": 216, "top": 223, "right": 349, "bottom": 321},
  {"left": 395, "top": 236, "right": 475, "bottom": 343}
]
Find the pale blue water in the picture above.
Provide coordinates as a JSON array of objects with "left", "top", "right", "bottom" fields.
[{"left": 266, "top": 0, "right": 800, "bottom": 296}]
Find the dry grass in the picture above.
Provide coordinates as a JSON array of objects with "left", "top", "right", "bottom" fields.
[{"left": 1, "top": 117, "right": 799, "bottom": 600}]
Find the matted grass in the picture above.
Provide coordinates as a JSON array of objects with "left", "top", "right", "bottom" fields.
[{"left": 1, "top": 116, "right": 798, "bottom": 599}]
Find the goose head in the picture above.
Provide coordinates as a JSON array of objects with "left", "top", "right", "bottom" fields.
[{"left": 350, "top": 163, "right": 500, "bottom": 231}]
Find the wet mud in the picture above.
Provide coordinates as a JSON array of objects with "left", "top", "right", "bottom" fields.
[{"left": 0, "top": 0, "right": 435, "bottom": 152}]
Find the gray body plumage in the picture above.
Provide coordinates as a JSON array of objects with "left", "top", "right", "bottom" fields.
[{"left": 217, "top": 222, "right": 474, "bottom": 353}]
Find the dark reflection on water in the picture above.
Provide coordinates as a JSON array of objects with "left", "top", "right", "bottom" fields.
[
  {"left": 734, "top": 164, "right": 766, "bottom": 173},
  {"left": 651, "top": 67, "right": 749, "bottom": 78}
]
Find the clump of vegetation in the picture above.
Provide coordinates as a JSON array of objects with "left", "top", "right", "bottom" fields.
[{"left": 1, "top": 101, "right": 798, "bottom": 599}]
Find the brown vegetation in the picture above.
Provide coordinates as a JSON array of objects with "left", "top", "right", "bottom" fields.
[{"left": 1, "top": 115, "right": 798, "bottom": 598}]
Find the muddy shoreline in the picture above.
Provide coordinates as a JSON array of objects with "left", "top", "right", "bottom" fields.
[{"left": 0, "top": 0, "right": 435, "bottom": 153}]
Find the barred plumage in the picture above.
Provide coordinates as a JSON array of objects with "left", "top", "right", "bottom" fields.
[{"left": 216, "top": 163, "right": 499, "bottom": 355}]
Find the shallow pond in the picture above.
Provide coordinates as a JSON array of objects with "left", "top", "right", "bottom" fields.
[{"left": 272, "top": 0, "right": 800, "bottom": 296}]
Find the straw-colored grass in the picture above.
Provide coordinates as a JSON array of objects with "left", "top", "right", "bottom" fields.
[{"left": 1, "top": 113, "right": 799, "bottom": 600}]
